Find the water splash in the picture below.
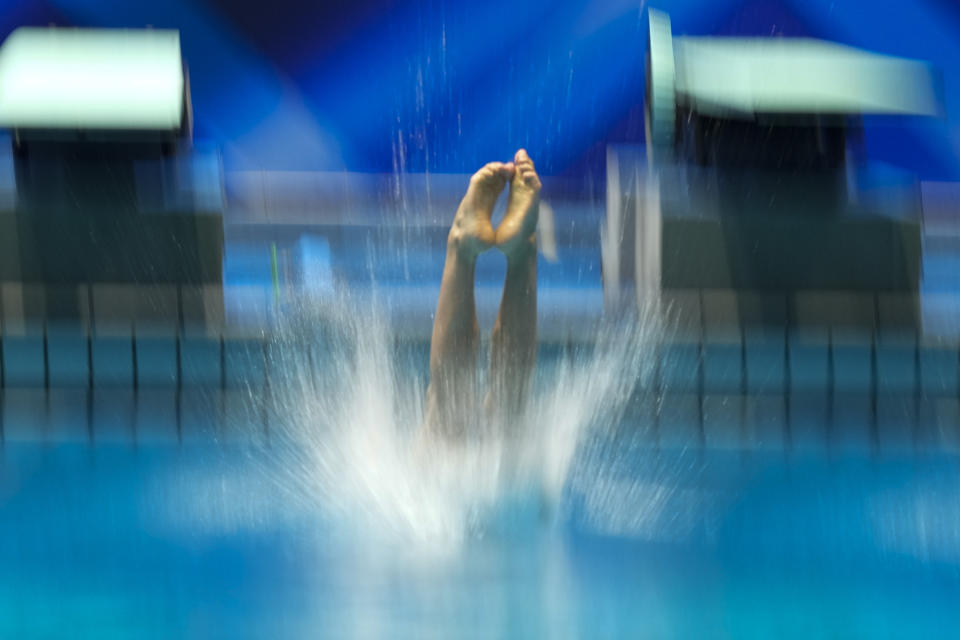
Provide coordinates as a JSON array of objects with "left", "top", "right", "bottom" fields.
[{"left": 253, "top": 291, "right": 662, "bottom": 549}]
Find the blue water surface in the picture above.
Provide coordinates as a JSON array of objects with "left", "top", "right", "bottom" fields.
[{"left": 2, "top": 429, "right": 960, "bottom": 639}]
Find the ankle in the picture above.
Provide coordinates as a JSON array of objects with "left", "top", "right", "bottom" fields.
[
  {"left": 447, "top": 229, "right": 480, "bottom": 263},
  {"left": 502, "top": 233, "right": 537, "bottom": 265}
]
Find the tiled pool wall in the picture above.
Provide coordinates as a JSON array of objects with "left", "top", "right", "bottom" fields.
[
  {"left": 0, "top": 282, "right": 958, "bottom": 457},
  {"left": 649, "top": 288, "right": 959, "bottom": 458}
]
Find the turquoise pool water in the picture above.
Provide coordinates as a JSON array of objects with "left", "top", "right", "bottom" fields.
[
  {"left": 0, "top": 299, "right": 958, "bottom": 638},
  {"left": 3, "top": 431, "right": 960, "bottom": 638}
]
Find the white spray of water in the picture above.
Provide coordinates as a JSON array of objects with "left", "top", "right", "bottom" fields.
[{"left": 256, "top": 293, "right": 662, "bottom": 549}]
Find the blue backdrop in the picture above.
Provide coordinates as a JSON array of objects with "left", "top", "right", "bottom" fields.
[{"left": 1, "top": 0, "right": 957, "bottom": 178}]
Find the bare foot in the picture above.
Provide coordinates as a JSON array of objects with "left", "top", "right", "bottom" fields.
[
  {"left": 449, "top": 161, "right": 515, "bottom": 260},
  {"left": 496, "top": 149, "right": 541, "bottom": 260}
]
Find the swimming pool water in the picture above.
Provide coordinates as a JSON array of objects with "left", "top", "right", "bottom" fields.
[
  {"left": 0, "top": 291, "right": 955, "bottom": 638},
  {"left": 2, "top": 429, "right": 960, "bottom": 639}
]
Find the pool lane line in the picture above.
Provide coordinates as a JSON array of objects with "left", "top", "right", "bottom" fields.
[
  {"left": 176, "top": 330, "right": 183, "bottom": 444},
  {"left": 0, "top": 331, "right": 3, "bottom": 446},
  {"left": 271, "top": 243, "right": 281, "bottom": 303},
  {"left": 696, "top": 290, "right": 705, "bottom": 451},
  {"left": 261, "top": 338, "right": 270, "bottom": 445},
  {"left": 826, "top": 328, "right": 835, "bottom": 461},
  {"left": 42, "top": 322, "right": 49, "bottom": 391},
  {"left": 131, "top": 323, "right": 138, "bottom": 449},
  {"left": 783, "top": 324, "right": 793, "bottom": 455},
  {"left": 131, "top": 324, "right": 138, "bottom": 393},
  {"left": 219, "top": 334, "right": 226, "bottom": 391},
  {"left": 912, "top": 331, "right": 922, "bottom": 455},
  {"left": 86, "top": 318, "right": 95, "bottom": 444}
]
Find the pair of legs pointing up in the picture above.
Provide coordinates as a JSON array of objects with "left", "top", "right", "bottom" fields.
[{"left": 425, "top": 149, "right": 542, "bottom": 437}]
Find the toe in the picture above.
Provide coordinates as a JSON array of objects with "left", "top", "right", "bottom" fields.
[
  {"left": 519, "top": 164, "right": 540, "bottom": 189},
  {"left": 514, "top": 150, "right": 536, "bottom": 176},
  {"left": 471, "top": 162, "right": 503, "bottom": 184}
]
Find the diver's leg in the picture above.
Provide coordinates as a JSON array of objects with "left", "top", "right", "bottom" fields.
[
  {"left": 426, "top": 161, "right": 514, "bottom": 434},
  {"left": 487, "top": 150, "right": 541, "bottom": 421},
  {"left": 488, "top": 241, "right": 537, "bottom": 420}
]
